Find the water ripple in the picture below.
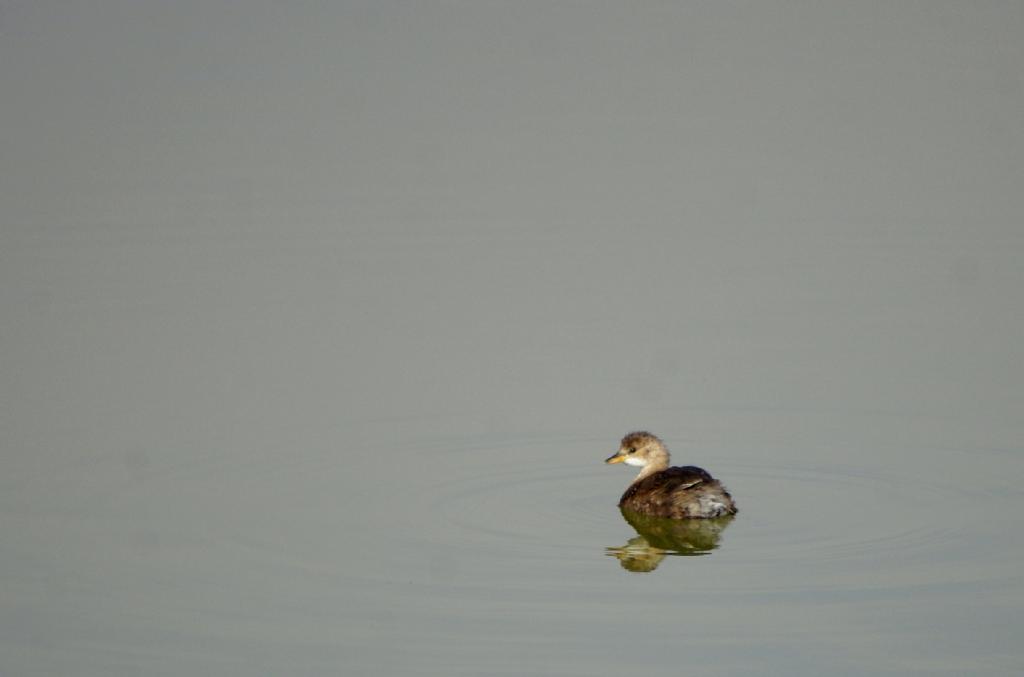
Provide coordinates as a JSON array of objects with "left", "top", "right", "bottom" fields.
[{"left": 420, "top": 437, "right": 1016, "bottom": 590}]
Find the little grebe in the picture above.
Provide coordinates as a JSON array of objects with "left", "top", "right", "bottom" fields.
[{"left": 605, "top": 431, "right": 737, "bottom": 519}]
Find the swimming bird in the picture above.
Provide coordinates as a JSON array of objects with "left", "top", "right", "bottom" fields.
[{"left": 605, "top": 431, "right": 737, "bottom": 519}]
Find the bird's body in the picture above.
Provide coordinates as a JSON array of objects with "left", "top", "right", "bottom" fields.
[{"left": 605, "top": 431, "right": 737, "bottom": 519}]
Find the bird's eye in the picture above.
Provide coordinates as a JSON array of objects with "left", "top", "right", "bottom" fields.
[{"left": 627, "top": 447, "right": 635, "bottom": 454}]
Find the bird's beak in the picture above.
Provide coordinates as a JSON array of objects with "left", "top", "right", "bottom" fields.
[{"left": 605, "top": 451, "right": 626, "bottom": 464}]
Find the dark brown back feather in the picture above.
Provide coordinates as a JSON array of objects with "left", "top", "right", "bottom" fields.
[{"left": 618, "top": 465, "right": 736, "bottom": 519}]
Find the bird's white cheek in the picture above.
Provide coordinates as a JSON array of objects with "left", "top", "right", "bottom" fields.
[{"left": 623, "top": 456, "right": 646, "bottom": 467}]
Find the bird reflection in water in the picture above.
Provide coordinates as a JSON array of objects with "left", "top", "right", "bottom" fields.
[{"left": 606, "top": 508, "right": 735, "bottom": 572}]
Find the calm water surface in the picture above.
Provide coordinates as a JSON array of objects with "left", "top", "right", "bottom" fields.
[
  {"left": 3, "top": 3, "right": 1023, "bottom": 676},
  {"left": 3, "top": 224, "right": 1022, "bottom": 676}
]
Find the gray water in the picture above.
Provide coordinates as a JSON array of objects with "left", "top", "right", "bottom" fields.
[{"left": 3, "top": 3, "right": 1023, "bottom": 676}]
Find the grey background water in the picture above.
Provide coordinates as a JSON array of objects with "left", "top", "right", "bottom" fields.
[{"left": 2, "top": 2, "right": 1023, "bottom": 675}]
